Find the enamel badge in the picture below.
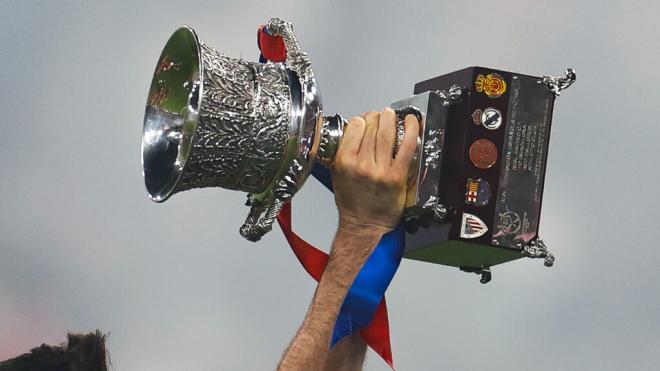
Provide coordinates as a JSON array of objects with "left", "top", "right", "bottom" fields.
[
  {"left": 460, "top": 213, "right": 488, "bottom": 239},
  {"left": 475, "top": 73, "right": 507, "bottom": 98},
  {"left": 465, "top": 178, "right": 492, "bottom": 207},
  {"left": 472, "top": 107, "right": 503, "bottom": 130}
]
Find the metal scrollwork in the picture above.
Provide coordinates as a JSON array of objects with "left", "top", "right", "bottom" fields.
[
  {"left": 239, "top": 159, "right": 305, "bottom": 242},
  {"left": 423, "top": 129, "right": 444, "bottom": 170},
  {"left": 266, "top": 18, "right": 315, "bottom": 84},
  {"left": 175, "top": 43, "right": 291, "bottom": 194},
  {"left": 434, "top": 85, "right": 464, "bottom": 105},
  {"left": 522, "top": 238, "right": 555, "bottom": 267},
  {"left": 317, "top": 114, "right": 346, "bottom": 166},
  {"left": 542, "top": 68, "right": 576, "bottom": 96},
  {"left": 422, "top": 195, "right": 447, "bottom": 221}
]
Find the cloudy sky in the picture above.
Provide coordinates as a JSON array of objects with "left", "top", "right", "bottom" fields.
[{"left": 1, "top": 0, "right": 659, "bottom": 370}]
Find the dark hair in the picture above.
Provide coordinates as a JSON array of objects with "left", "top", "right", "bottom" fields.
[{"left": 0, "top": 331, "right": 109, "bottom": 371}]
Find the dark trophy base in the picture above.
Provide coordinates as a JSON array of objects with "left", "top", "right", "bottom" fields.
[{"left": 400, "top": 67, "right": 560, "bottom": 276}]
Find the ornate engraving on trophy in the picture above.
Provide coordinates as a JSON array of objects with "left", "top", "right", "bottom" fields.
[
  {"left": 174, "top": 43, "right": 291, "bottom": 195},
  {"left": 492, "top": 75, "right": 554, "bottom": 248}
]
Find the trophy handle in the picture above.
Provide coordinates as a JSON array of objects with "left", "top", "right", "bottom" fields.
[
  {"left": 266, "top": 18, "right": 315, "bottom": 83},
  {"left": 239, "top": 197, "right": 285, "bottom": 242},
  {"left": 238, "top": 18, "right": 319, "bottom": 242}
]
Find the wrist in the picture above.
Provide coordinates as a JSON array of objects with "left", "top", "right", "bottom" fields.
[
  {"left": 338, "top": 215, "right": 394, "bottom": 236},
  {"left": 323, "top": 225, "right": 385, "bottom": 287}
]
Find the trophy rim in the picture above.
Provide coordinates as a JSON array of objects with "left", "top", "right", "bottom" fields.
[{"left": 141, "top": 26, "right": 203, "bottom": 203}]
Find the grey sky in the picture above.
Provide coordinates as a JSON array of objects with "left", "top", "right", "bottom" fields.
[{"left": 1, "top": 0, "right": 659, "bottom": 370}]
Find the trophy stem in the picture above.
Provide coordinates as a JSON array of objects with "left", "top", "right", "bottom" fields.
[
  {"left": 317, "top": 107, "right": 423, "bottom": 167},
  {"left": 317, "top": 114, "right": 346, "bottom": 166}
]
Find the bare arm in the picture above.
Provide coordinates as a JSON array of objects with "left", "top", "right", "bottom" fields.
[
  {"left": 277, "top": 108, "right": 419, "bottom": 371},
  {"left": 277, "top": 227, "right": 384, "bottom": 370},
  {"left": 324, "top": 333, "right": 367, "bottom": 371}
]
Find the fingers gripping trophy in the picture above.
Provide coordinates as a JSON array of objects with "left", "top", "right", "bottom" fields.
[{"left": 141, "top": 18, "right": 575, "bottom": 282}]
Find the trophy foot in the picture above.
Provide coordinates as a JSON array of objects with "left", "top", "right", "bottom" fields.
[
  {"left": 522, "top": 238, "right": 555, "bottom": 267},
  {"left": 460, "top": 266, "right": 492, "bottom": 284}
]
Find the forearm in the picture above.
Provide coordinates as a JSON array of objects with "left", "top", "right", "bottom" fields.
[
  {"left": 277, "top": 227, "right": 384, "bottom": 371},
  {"left": 324, "top": 333, "right": 367, "bottom": 371}
]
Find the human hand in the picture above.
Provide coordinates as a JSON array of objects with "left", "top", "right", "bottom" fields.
[{"left": 331, "top": 108, "right": 420, "bottom": 235}]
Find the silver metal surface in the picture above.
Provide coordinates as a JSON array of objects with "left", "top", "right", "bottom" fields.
[
  {"left": 522, "top": 238, "right": 555, "bottom": 267},
  {"left": 142, "top": 20, "right": 326, "bottom": 242},
  {"left": 141, "top": 19, "right": 434, "bottom": 242},
  {"left": 433, "top": 85, "right": 464, "bottom": 103},
  {"left": 179, "top": 43, "right": 291, "bottom": 194},
  {"left": 390, "top": 88, "right": 463, "bottom": 225},
  {"left": 238, "top": 18, "right": 324, "bottom": 241},
  {"left": 317, "top": 114, "right": 346, "bottom": 166},
  {"left": 542, "top": 68, "right": 576, "bottom": 96},
  {"left": 142, "top": 27, "right": 292, "bottom": 203}
]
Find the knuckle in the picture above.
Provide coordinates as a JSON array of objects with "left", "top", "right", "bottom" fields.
[
  {"left": 389, "top": 172, "right": 405, "bottom": 186},
  {"left": 371, "top": 169, "right": 386, "bottom": 183},
  {"left": 355, "top": 162, "right": 372, "bottom": 178}
]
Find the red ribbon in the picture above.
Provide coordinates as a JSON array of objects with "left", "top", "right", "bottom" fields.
[
  {"left": 258, "top": 25, "right": 287, "bottom": 62},
  {"left": 277, "top": 203, "right": 394, "bottom": 368}
]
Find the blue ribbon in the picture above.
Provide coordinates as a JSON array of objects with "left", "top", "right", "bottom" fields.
[{"left": 310, "top": 164, "right": 405, "bottom": 345}]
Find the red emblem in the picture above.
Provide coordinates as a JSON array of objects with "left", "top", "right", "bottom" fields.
[{"left": 469, "top": 139, "right": 498, "bottom": 169}]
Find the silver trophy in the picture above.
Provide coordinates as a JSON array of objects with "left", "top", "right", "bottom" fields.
[
  {"left": 142, "top": 18, "right": 575, "bottom": 281},
  {"left": 142, "top": 18, "right": 451, "bottom": 241}
]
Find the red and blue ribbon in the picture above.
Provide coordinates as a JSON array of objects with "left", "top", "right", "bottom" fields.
[{"left": 259, "top": 27, "right": 404, "bottom": 368}]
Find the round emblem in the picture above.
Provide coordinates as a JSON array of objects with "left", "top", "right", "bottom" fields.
[
  {"left": 469, "top": 139, "right": 498, "bottom": 169},
  {"left": 481, "top": 108, "right": 503, "bottom": 130},
  {"left": 475, "top": 73, "right": 507, "bottom": 98},
  {"left": 497, "top": 211, "right": 521, "bottom": 234}
]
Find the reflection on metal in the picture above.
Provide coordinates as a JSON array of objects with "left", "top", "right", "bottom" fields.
[
  {"left": 542, "top": 68, "right": 576, "bottom": 96},
  {"left": 317, "top": 114, "right": 346, "bottom": 167},
  {"left": 240, "top": 159, "right": 304, "bottom": 241},
  {"left": 433, "top": 85, "right": 464, "bottom": 105},
  {"left": 142, "top": 26, "right": 293, "bottom": 202},
  {"left": 423, "top": 129, "right": 444, "bottom": 170},
  {"left": 522, "top": 238, "right": 555, "bottom": 267},
  {"left": 422, "top": 195, "right": 447, "bottom": 222}
]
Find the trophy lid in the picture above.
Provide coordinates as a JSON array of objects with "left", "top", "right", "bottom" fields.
[{"left": 141, "top": 27, "right": 202, "bottom": 202}]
